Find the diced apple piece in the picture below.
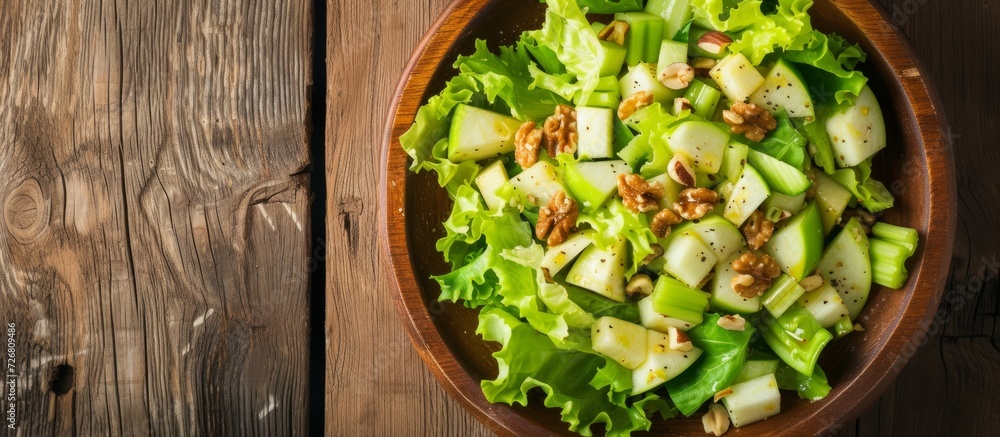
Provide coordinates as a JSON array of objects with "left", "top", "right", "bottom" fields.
[
  {"left": 724, "top": 165, "right": 770, "bottom": 227},
  {"left": 813, "top": 171, "right": 853, "bottom": 235},
  {"left": 710, "top": 251, "right": 761, "bottom": 314},
  {"left": 541, "top": 230, "right": 595, "bottom": 276},
  {"left": 620, "top": 63, "right": 682, "bottom": 106},
  {"left": 671, "top": 213, "right": 745, "bottom": 260},
  {"left": 576, "top": 106, "right": 615, "bottom": 159},
  {"left": 592, "top": 316, "right": 647, "bottom": 369},
  {"left": 662, "top": 232, "right": 718, "bottom": 288},
  {"left": 826, "top": 85, "right": 887, "bottom": 167},
  {"left": 709, "top": 53, "right": 765, "bottom": 103},
  {"left": 721, "top": 374, "right": 781, "bottom": 427},
  {"left": 797, "top": 283, "right": 851, "bottom": 328},
  {"left": 448, "top": 104, "right": 523, "bottom": 162},
  {"left": 763, "top": 202, "right": 824, "bottom": 281},
  {"left": 647, "top": 173, "right": 683, "bottom": 210},
  {"left": 509, "top": 161, "right": 565, "bottom": 207},
  {"left": 566, "top": 238, "right": 629, "bottom": 302},
  {"left": 564, "top": 160, "right": 631, "bottom": 210},
  {"left": 638, "top": 295, "right": 695, "bottom": 332},
  {"left": 748, "top": 59, "right": 815, "bottom": 118},
  {"left": 817, "top": 218, "right": 871, "bottom": 319},
  {"left": 474, "top": 160, "right": 510, "bottom": 210},
  {"left": 631, "top": 330, "right": 703, "bottom": 394},
  {"left": 667, "top": 121, "right": 730, "bottom": 174}
]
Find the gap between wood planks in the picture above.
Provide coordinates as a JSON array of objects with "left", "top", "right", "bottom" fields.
[{"left": 309, "top": 0, "right": 329, "bottom": 432}]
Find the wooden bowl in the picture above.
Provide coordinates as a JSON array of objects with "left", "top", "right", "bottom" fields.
[{"left": 380, "top": 0, "right": 955, "bottom": 434}]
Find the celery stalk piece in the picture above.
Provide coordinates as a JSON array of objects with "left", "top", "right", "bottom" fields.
[
  {"left": 760, "top": 303, "right": 833, "bottom": 376},
  {"left": 683, "top": 78, "right": 722, "bottom": 119},
  {"left": 645, "top": 0, "right": 693, "bottom": 41},
  {"left": 869, "top": 238, "right": 910, "bottom": 289},
  {"left": 614, "top": 12, "right": 666, "bottom": 66},
  {"left": 651, "top": 276, "right": 710, "bottom": 326},
  {"left": 761, "top": 274, "right": 806, "bottom": 318},
  {"left": 871, "top": 222, "right": 919, "bottom": 257}
]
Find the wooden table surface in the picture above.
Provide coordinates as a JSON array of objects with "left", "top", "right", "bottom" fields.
[{"left": 1, "top": 0, "right": 995, "bottom": 435}]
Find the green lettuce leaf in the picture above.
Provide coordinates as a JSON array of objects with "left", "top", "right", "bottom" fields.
[
  {"left": 784, "top": 31, "right": 868, "bottom": 105},
  {"left": 752, "top": 110, "right": 807, "bottom": 170},
  {"left": 691, "top": 0, "right": 814, "bottom": 65},
  {"left": 665, "top": 313, "right": 755, "bottom": 416},
  {"left": 501, "top": 244, "right": 596, "bottom": 330},
  {"left": 832, "top": 159, "right": 894, "bottom": 213},
  {"left": 527, "top": 0, "right": 605, "bottom": 104},
  {"left": 478, "top": 307, "right": 670, "bottom": 437},
  {"left": 578, "top": 199, "right": 659, "bottom": 277},
  {"left": 457, "top": 39, "right": 567, "bottom": 121}
]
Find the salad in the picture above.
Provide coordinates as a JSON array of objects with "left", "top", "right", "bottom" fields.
[{"left": 400, "top": 0, "right": 920, "bottom": 435}]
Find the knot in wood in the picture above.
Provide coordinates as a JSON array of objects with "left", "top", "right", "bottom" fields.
[{"left": 4, "top": 178, "right": 48, "bottom": 244}]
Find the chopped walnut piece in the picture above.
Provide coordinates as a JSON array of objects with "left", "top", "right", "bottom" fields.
[
  {"left": 717, "top": 314, "right": 746, "bottom": 331},
  {"left": 651, "top": 209, "right": 683, "bottom": 238},
  {"left": 703, "top": 403, "right": 730, "bottom": 436},
  {"left": 730, "top": 251, "right": 782, "bottom": 298},
  {"left": 626, "top": 274, "right": 654, "bottom": 296},
  {"left": 713, "top": 387, "right": 734, "bottom": 403},
  {"left": 618, "top": 91, "right": 654, "bottom": 121},
  {"left": 668, "top": 326, "right": 693, "bottom": 351},
  {"left": 514, "top": 121, "right": 543, "bottom": 168},
  {"left": 535, "top": 191, "right": 579, "bottom": 246},
  {"left": 597, "top": 20, "right": 629, "bottom": 46},
  {"left": 673, "top": 187, "right": 718, "bottom": 220},
  {"left": 741, "top": 210, "right": 775, "bottom": 250},
  {"left": 724, "top": 102, "right": 777, "bottom": 142},
  {"left": 617, "top": 173, "right": 665, "bottom": 213},
  {"left": 799, "top": 274, "right": 824, "bottom": 292},
  {"left": 542, "top": 104, "right": 578, "bottom": 157},
  {"left": 642, "top": 244, "right": 665, "bottom": 265}
]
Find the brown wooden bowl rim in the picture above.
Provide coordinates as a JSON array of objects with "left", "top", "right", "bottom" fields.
[{"left": 378, "top": 0, "right": 956, "bottom": 435}]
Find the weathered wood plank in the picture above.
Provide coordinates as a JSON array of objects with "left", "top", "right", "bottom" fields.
[
  {"left": 0, "top": 0, "right": 312, "bottom": 434},
  {"left": 325, "top": 0, "right": 490, "bottom": 435}
]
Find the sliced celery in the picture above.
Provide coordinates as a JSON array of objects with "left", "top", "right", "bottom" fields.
[
  {"left": 645, "top": 0, "right": 693, "bottom": 41},
  {"left": 872, "top": 222, "right": 919, "bottom": 257},
  {"left": 651, "top": 276, "right": 710, "bottom": 325},
  {"left": 760, "top": 304, "right": 833, "bottom": 376},
  {"left": 747, "top": 149, "right": 812, "bottom": 196},
  {"left": 830, "top": 315, "right": 854, "bottom": 339},
  {"left": 761, "top": 274, "right": 806, "bottom": 318},
  {"left": 870, "top": 238, "right": 910, "bottom": 289},
  {"left": 614, "top": 12, "right": 665, "bottom": 66},
  {"left": 683, "top": 78, "right": 722, "bottom": 119}
]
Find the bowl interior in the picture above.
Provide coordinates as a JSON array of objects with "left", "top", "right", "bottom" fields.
[{"left": 384, "top": 0, "right": 953, "bottom": 435}]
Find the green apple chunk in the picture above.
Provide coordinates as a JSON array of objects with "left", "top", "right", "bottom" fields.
[
  {"left": 763, "top": 191, "right": 806, "bottom": 217},
  {"left": 448, "top": 104, "right": 523, "bottom": 162},
  {"left": 591, "top": 316, "right": 647, "bottom": 369},
  {"left": 826, "top": 85, "right": 887, "bottom": 167},
  {"left": 631, "top": 330, "right": 703, "bottom": 394},
  {"left": 566, "top": 237, "right": 628, "bottom": 302},
  {"left": 667, "top": 121, "right": 730, "bottom": 174},
  {"left": 763, "top": 202, "right": 824, "bottom": 281},
  {"left": 576, "top": 106, "right": 615, "bottom": 159},
  {"left": 540, "top": 230, "right": 595, "bottom": 276},
  {"left": 671, "top": 213, "right": 745, "bottom": 260},
  {"left": 719, "top": 141, "right": 749, "bottom": 184},
  {"left": 733, "top": 356, "right": 780, "bottom": 384},
  {"left": 724, "top": 165, "right": 770, "bottom": 227},
  {"left": 638, "top": 295, "right": 695, "bottom": 332},
  {"left": 656, "top": 39, "right": 688, "bottom": 77},
  {"left": 620, "top": 63, "right": 682, "bottom": 106},
  {"left": 474, "top": 160, "right": 510, "bottom": 210},
  {"left": 564, "top": 160, "right": 630, "bottom": 211},
  {"left": 813, "top": 171, "right": 853, "bottom": 235},
  {"left": 647, "top": 173, "right": 683, "bottom": 210},
  {"left": 709, "top": 53, "right": 765, "bottom": 103},
  {"left": 710, "top": 251, "right": 762, "bottom": 314},
  {"left": 748, "top": 59, "right": 815, "bottom": 118},
  {"left": 817, "top": 218, "right": 871, "bottom": 319},
  {"left": 661, "top": 232, "right": 718, "bottom": 289},
  {"left": 509, "top": 161, "right": 565, "bottom": 207},
  {"left": 797, "top": 283, "right": 851, "bottom": 328},
  {"left": 721, "top": 374, "right": 782, "bottom": 427}
]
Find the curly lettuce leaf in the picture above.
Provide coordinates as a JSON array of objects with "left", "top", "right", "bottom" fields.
[
  {"left": 478, "top": 307, "right": 671, "bottom": 437},
  {"left": 578, "top": 199, "right": 659, "bottom": 277},
  {"left": 457, "top": 39, "right": 567, "bottom": 121},
  {"left": 784, "top": 31, "right": 868, "bottom": 105},
  {"left": 691, "top": 0, "right": 814, "bottom": 65},
  {"left": 527, "top": 0, "right": 605, "bottom": 104},
  {"left": 665, "top": 313, "right": 755, "bottom": 416},
  {"left": 753, "top": 110, "right": 807, "bottom": 170},
  {"left": 501, "top": 244, "right": 596, "bottom": 330},
  {"left": 832, "top": 159, "right": 894, "bottom": 213}
]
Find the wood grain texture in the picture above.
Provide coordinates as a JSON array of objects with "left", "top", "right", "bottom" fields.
[
  {"left": 338, "top": 0, "right": 996, "bottom": 436},
  {"left": 0, "top": 0, "right": 312, "bottom": 435}
]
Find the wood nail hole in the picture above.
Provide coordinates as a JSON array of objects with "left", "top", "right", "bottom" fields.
[{"left": 49, "top": 364, "right": 74, "bottom": 395}]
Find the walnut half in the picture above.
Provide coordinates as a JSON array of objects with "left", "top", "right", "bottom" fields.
[
  {"left": 723, "top": 102, "right": 777, "bottom": 142},
  {"left": 741, "top": 209, "right": 775, "bottom": 250},
  {"left": 535, "top": 191, "right": 578, "bottom": 246},
  {"left": 514, "top": 121, "right": 543, "bottom": 168},
  {"left": 673, "top": 187, "right": 718, "bottom": 220},
  {"left": 730, "top": 251, "right": 782, "bottom": 298},
  {"left": 542, "top": 104, "right": 578, "bottom": 157},
  {"left": 651, "top": 208, "right": 682, "bottom": 238},
  {"left": 617, "top": 173, "right": 664, "bottom": 213}
]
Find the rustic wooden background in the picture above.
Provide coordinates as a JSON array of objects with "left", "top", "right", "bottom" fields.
[
  {"left": 329, "top": 0, "right": 999, "bottom": 435},
  {"left": 0, "top": 0, "right": 313, "bottom": 435}
]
